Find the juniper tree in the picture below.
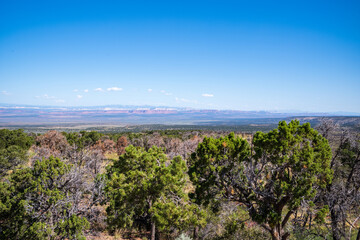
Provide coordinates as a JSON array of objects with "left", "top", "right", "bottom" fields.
[
  {"left": 0, "top": 129, "right": 34, "bottom": 178},
  {"left": 316, "top": 119, "right": 360, "bottom": 240},
  {"left": 189, "top": 120, "right": 333, "bottom": 240},
  {"left": 105, "top": 145, "right": 205, "bottom": 240},
  {"left": 0, "top": 156, "right": 89, "bottom": 239}
]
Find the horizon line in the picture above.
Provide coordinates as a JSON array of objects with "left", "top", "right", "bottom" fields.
[{"left": 1, "top": 102, "right": 360, "bottom": 115}]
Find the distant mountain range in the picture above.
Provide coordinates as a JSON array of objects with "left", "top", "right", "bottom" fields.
[{"left": 0, "top": 103, "right": 359, "bottom": 126}]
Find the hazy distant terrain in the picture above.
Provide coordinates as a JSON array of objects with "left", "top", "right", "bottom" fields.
[{"left": 1, "top": 104, "right": 359, "bottom": 133}]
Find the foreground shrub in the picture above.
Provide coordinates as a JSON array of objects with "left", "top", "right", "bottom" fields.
[{"left": 0, "top": 156, "right": 89, "bottom": 239}]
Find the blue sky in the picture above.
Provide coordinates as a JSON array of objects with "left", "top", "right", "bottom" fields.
[{"left": 0, "top": 0, "right": 359, "bottom": 112}]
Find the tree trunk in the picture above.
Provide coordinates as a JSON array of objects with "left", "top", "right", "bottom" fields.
[
  {"left": 193, "top": 226, "right": 199, "bottom": 240},
  {"left": 270, "top": 231, "right": 280, "bottom": 240},
  {"left": 356, "top": 227, "right": 360, "bottom": 240},
  {"left": 270, "top": 227, "right": 289, "bottom": 240},
  {"left": 151, "top": 221, "right": 156, "bottom": 240},
  {"left": 331, "top": 208, "right": 341, "bottom": 240}
]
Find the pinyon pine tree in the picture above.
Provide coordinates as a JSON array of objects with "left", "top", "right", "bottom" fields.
[
  {"left": 189, "top": 120, "right": 333, "bottom": 240},
  {"left": 0, "top": 156, "right": 89, "bottom": 239},
  {"left": 105, "top": 145, "right": 205, "bottom": 240}
]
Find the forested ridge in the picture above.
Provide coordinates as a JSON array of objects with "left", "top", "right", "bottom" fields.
[{"left": 0, "top": 120, "right": 359, "bottom": 240}]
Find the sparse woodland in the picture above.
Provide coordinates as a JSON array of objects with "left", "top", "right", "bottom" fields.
[{"left": 0, "top": 120, "right": 359, "bottom": 240}]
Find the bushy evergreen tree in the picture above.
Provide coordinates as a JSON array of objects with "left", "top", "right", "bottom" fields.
[
  {"left": 189, "top": 120, "right": 333, "bottom": 240},
  {"left": 0, "top": 156, "right": 89, "bottom": 239},
  {"left": 62, "top": 131, "right": 102, "bottom": 150},
  {"left": 0, "top": 129, "right": 34, "bottom": 177},
  {"left": 105, "top": 145, "right": 205, "bottom": 240}
]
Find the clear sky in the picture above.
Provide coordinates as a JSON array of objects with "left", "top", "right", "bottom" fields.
[{"left": 0, "top": 0, "right": 359, "bottom": 112}]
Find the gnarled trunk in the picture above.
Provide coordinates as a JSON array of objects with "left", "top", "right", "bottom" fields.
[
  {"left": 356, "top": 227, "right": 360, "bottom": 240},
  {"left": 270, "top": 226, "right": 290, "bottom": 240},
  {"left": 151, "top": 221, "right": 156, "bottom": 240},
  {"left": 330, "top": 208, "right": 341, "bottom": 240},
  {"left": 193, "top": 226, "right": 199, "bottom": 240}
]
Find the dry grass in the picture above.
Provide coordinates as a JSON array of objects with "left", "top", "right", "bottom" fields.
[
  {"left": 85, "top": 230, "right": 149, "bottom": 240},
  {"left": 105, "top": 152, "right": 119, "bottom": 161}
]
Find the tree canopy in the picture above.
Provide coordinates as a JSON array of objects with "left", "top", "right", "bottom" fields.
[
  {"left": 189, "top": 120, "right": 333, "bottom": 240},
  {"left": 106, "top": 145, "right": 205, "bottom": 240},
  {"left": 0, "top": 156, "right": 89, "bottom": 239},
  {"left": 0, "top": 129, "right": 34, "bottom": 177}
]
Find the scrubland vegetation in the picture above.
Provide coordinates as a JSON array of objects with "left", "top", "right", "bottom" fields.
[{"left": 0, "top": 120, "right": 359, "bottom": 240}]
